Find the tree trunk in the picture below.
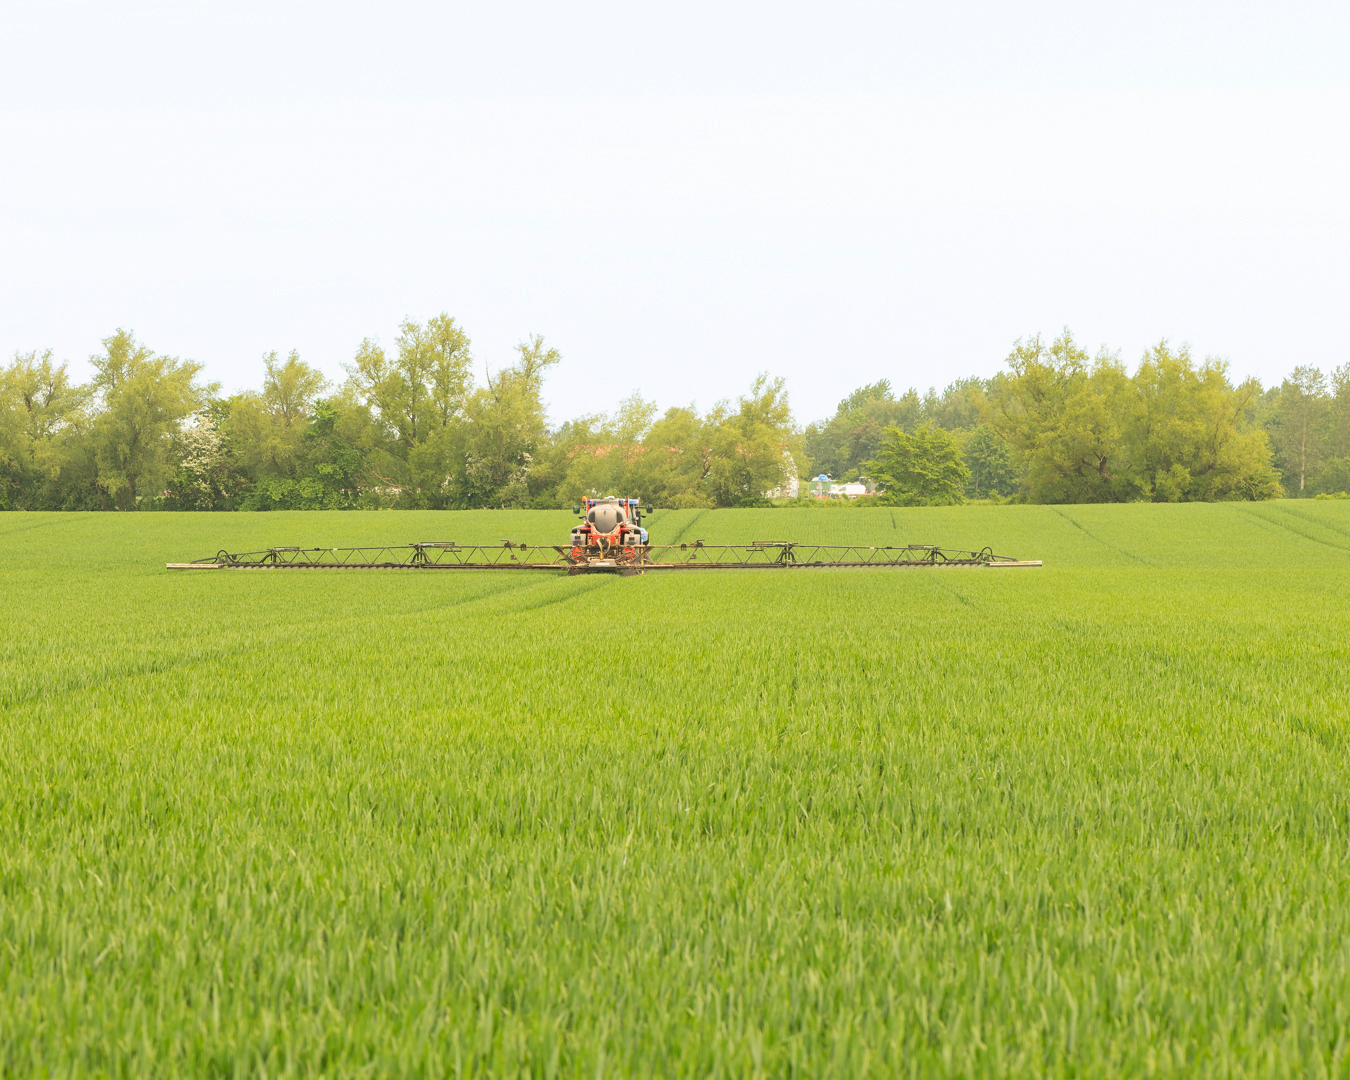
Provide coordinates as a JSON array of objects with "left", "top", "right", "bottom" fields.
[{"left": 1300, "top": 412, "right": 1307, "bottom": 492}]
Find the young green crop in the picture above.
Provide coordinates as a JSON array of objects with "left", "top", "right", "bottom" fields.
[{"left": 1, "top": 504, "right": 1348, "bottom": 1077}]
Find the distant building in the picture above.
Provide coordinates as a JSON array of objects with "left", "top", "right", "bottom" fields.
[{"left": 808, "top": 474, "right": 872, "bottom": 500}]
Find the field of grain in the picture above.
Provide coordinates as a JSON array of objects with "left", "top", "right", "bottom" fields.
[{"left": 2, "top": 504, "right": 1349, "bottom": 1077}]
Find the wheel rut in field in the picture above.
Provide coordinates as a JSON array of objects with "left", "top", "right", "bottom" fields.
[
  {"left": 925, "top": 576, "right": 978, "bottom": 609},
  {"left": 504, "top": 574, "right": 619, "bottom": 614},
  {"left": 1255, "top": 506, "right": 1350, "bottom": 547},
  {"left": 1240, "top": 508, "right": 1350, "bottom": 554},
  {"left": 1, "top": 575, "right": 557, "bottom": 712},
  {"left": 1049, "top": 508, "right": 1154, "bottom": 565},
  {"left": 0, "top": 639, "right": 272, "bottom": 712},
  {"left": 661, "top": 510, "right": 707, "bottom": 547}
]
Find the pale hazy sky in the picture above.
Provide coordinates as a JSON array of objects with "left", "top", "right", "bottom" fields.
[{"left": 2, "top": 2, "right": 1347, "bottom": 424}]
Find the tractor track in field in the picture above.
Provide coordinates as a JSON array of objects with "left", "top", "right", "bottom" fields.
[
  {"left": 503, "top": 575, "right": 618, "bottom": 614},
  {"left": 925, "top": 576, "right": 979, "bottom": 609},
  {"left": 1240, "top": 508, "right": 1350, "bottom": 554},
  {"left": 0, "top": 641, "right": 268, "bottom": 713},
  {"left": 1049, "top": 508, "right": 1155, "bottom": 566},
  {"left": 0, "top": 576, "right": 565, "bottom": 712},
  {"left": 660, "top": 510, "right": 707, "bottom": 547},
  {"left": 1261, "top": 505, "right": 1350, "bottom": 545},
  {"left": 0, "top": 515, "right": 92, "bottom": 541}
]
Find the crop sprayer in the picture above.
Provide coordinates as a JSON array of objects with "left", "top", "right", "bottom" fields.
[{"left": 167, "top": 496, "right": 1041, "bottom": 574}]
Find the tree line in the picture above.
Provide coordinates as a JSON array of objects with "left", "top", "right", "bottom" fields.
[
  {"left": 805, "top": 330, "right": 1349, "bottom": 504},
  {"left": 1, "top": 320, "right": 1346, "bottom": 510}
]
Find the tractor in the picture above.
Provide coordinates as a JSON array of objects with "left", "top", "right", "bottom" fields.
[{"left": 568, "top": 496, "right": 648, "bottom": 565}]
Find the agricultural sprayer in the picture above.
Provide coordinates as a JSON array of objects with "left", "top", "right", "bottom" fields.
[{"left": 167, "top": 496, "right": 1041, "bottom": 574}]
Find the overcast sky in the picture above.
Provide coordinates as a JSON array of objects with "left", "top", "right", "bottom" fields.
[{"left": 2, "top": 2, "right": 1347, "bottom": 425}]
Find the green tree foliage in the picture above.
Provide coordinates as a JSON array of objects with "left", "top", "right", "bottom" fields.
[
  {"left": 163, "top": 414, "right": 235, "bottom": 510},
  {"left": 534, "top": 376, "right": 799, "bottom": 509},
  {"left": 1131, "top": 342, "right": 1280, "bottom": 501},
  {"left": 305, "top": 398, "right": 370, "bottom": 501},
  {"left": 535, "top": 393, "right": 660, "bottom": 509},
  {"left": 802, "top": 377, "right": 989, "bottom": 484},
  {"left": 1333, "top": 363, "right": 1350, "bottom": 456},
  {"left": 802, "top": 380, "right": 922, "bottom": 480},
  {"left": 961, "top": 424, "right": 1016, "bottom": 499},
  {"left": 2, "top": 319, "right": 1329, "bottom": 510},
  {"left": 0, "top": 350, "right": 90, "bottom": 509},
  {"left": 237, "top": 398, "right": 371, "bottom": 510},
  {"left": 1316, "top": 362, "right": 1350, "bottom": 497},
  {"left": 264, "top": 349, "right": 329, "bottom": 429},
  {"left": 625, "top": 405, "right": 711, "bottom": 508},
  {"left": 2, "top": 320, "right": 557, "bottom": 511},
  {"left": 1264, "top": 365, "right": 1336, "bottom": 496},
  {"left": 866, "top": 422, "right": 969, "bottom": 505},
  {"left": 342, "top": 315, "right": 476, "bottom": 507},
  {"left": 989, "top": 330, "right": 1280, "bottom": 503},
  {"left": 702, "top": 375, "right": 798, "bottom": 507},
  {"left": 923, "top": 377, "right": 986, "bottom": 433},
  {"left": 988, "top": 331, "right": 1143, "bottom": 503},
  {"left": 89, "top": 331, "right": 217, "bottom": 509},
  {"left": 217, "top": 351, "right": 329, "bottom": 481},
  {"left": 461, "top": 336, "right": 561, "bottom": 508}
]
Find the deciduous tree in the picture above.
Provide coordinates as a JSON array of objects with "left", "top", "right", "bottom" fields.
[
  {"left": 461, "top": 336, "right": 560, "bottom": 507},
  {"left": 866, "top": 422, "right": 969, "bottom": 505},
  {"left": 1131, "top": 342, "right": 1281, "bottom": 501},
  {"left": 703, "top": 374, "right": 798, "bottom": 507},
  {"left": 961, "top": 423, "right": 1016, "bottom": 499},
  {"left": 1266, "top": 365, "right": 1332, "bottom": 495},
  {"left": 0, "top": 350, "right": 89, "bottom": 509},
  {"left": 628, "top": 406, "right": 712, "bottom": 508},
  {"left": 88, "top": 330, "right": 215, "bottom": 509},
  {"left": 989, "top": 330, "right": 1142, "bottom": 502}
]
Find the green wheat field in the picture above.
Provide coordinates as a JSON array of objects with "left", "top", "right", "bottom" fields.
[{"left": 2, "top": 503, "right": 1349, "bottom": 1078}]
